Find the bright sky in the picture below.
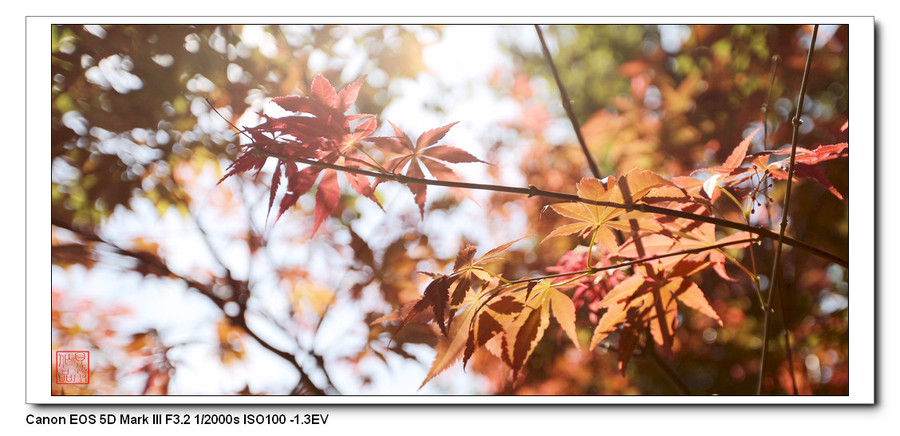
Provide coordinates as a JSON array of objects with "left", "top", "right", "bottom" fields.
[{"left": 53, "top": 24, "right": 552, "bottom": 395}]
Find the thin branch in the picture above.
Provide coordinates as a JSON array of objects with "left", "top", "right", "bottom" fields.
[
  {"left": 760, "top": 53, "right": 799, "bottom": 396},
  {"left": 169, "top": 173, "right": 339, "bottom": 394},
  {"left": 252, "top": 147, "right": 847, "bottom": 267},
  {"left": 508, "top": 237, "right": 758, "bottom": 285},
  {"left": 775, "top": 287, "right": 799, "bottom": 395},
  {"left": 534, "top": 25, "right": 602, "bottom": 179},
  {"left": 757, "top": 24, "right": 818, "bottom": 396},
  {"left": 645, "top": 342, "right": 690, "bottom": 395},
  {"left": 593, "top": 340, "right": 690, "bottom": 395},
  {"left": 51, "top": 218, "right": 329, "bottom": 395},
  {"left": 761, "top": 54, "right": 781, "bottom": 150}
]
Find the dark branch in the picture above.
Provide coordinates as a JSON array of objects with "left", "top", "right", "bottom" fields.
[
  {"left": 757, "top": 24, "right": 819, "bottom": 396},
  {"left": 51, "top": 218, "right": 329, "bottom": 395},
  {"left": 534, "top": 24, "right": 603, "bottom": 179},
  {"left": 508, "top": 237, "right": 759, "bottom": 284},
  {"left": 251, "top": 147, "right": 847, "bottom": 267},
  {"left": 645, "top": 343, "right": 690, "bottom": 395}
]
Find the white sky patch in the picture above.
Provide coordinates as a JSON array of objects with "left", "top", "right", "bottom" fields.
[
  {"left": 240, "top": 25, "right": 279, "bottom": 58},
  {"left": 659, "top": 25, "right": 692, "bottom": 53},
  {"left": 423, "top": 26, "right": 502, "bottom": 85}
]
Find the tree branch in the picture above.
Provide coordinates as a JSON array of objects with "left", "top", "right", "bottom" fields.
[
  {"left": 759, "top": 53, "right": 799, "bottom": 395},
  {"left": 757, "top": 24, "right": 818, "bottom": 396},
  {"left": 507, "top": 237, "right": 759, "bottom": 285},
  {"left": 645, "top": 342, "right": 690, "bottom": 395},
  {"left": 251, "top": 148, "right": 847, "bottom": 267},
  {"left": 51, "top": 218, "right": 329, "bottom": 395},
  {"left": 534, "top": 24, "right": 603, "bottom": 179}
]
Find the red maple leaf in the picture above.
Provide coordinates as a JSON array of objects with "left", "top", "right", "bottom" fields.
[
  {"left": 372, "top": 121, "right": 485, "bottom": 217},
  {"left": 751, "top": 143, "right": 849, "bottom": 200},
  {"left": 219, "top": 74, "right": 382, "bottom": 235}
]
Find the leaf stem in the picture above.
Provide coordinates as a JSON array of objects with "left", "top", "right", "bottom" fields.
[
  {"left": 717, "top": 185, "right": 767, "bottom": 310},
  {"left": 756, "top": 24, "right": 818, "bottom": 396},
  {"left": 535, "top": 25, "right": 603, "bottom": 179},
  {"left": 586, "top": 228, "right": 599, "bottom": 270}
]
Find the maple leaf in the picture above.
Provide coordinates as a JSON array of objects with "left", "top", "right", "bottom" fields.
[
  {"left": 545, "top": 169, "right": 670, "bottom": 254},
  {"left": 589, "top": 266, "right": 723, "bottom": 371},
  {"left": 462, "top": 293, "right": 524, "bottom": 368},
  {"left": 419, "top": 280, "right": 502, "bottom": 389},
  {"left": 694, "top": 127, "right": 761, "bottom": 177},
  {"left": 751, "top": 143, "right": 849, "bottom": 200},
  {"left": 372, "top": 121, "right": 485, "bottom": 217},
  {"left": 502, "top": 280, "right": 580, "bottom": 380},
  {"left": 691, "top": 129, "right": 848, "bottom": 202},
  {"left": 445, "top": 238, "right": 523, "bottom": 323},
  {"left": 546, "top": 247, "right": 628, "bottom": 319},
  {"left": 387, "top": 239, "right": 520, "bottom": 339},
  {"left": 619, "top": 203, "right": 754, "bottom": 281},
  {"left": 220, "top": 75, "right": 382, "bottom": 235}
]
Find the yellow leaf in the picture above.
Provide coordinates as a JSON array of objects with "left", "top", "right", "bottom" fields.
[
  {"left": 420, "top": 290, "right": 481, "bottom": 389},
  {"left": 549, "top": 288, "right": 580, "bottom": 350}
]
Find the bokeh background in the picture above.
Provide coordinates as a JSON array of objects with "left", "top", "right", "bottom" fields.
[{"left": 51, "top": 24, "right": 849, "bottom": 395}]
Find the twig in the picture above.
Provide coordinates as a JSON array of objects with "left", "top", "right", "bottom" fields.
[
  {"left": 757, "top": 24, "right": 818, "bottom": 396},
  {"left": 761, "top": 54, "right": 781, "bottom": 150},
  {"left": 507, "top": 237, "right": 758, "bottom": 284},
  {"left": 645, "top": 343, "right": 690, "bottom": 395},
  {"left": 51, "top": 218, "right": 329, "bottom": 395},
  {"left": 759, "top": 53, "right": 799, "bottom": 395},
  {"left": 534, "top": 25, "right": 602, "bottom": 179},
  {"left": 775, "top": 287, "right": 799, "bottom": 395},
  {"left": 252, "top": 147, "right": 847, "bottom": 267}
]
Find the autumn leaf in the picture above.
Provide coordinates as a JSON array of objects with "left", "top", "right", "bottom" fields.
[
  {"left": 462, "top": 293, "right": 524, "bottom": 368},
  {"left": 589, "top": 267, "right": 723, "bottom": 371},
  {"left": 447, "top": 238, "right": 522, "bottom": 319},
  {"left": 220, "top": 75, "right": 382, "bottom": 234},
  {"left": 545, "top": 170, "right": 668, "bottom": 254},
  {"left": 503, "top": 280, "right": 580, "bottom": 380},
  {"left": 620, "top": 203, "right": 754, "bottom": 281},
  {"left": 420, "top": 281, "right": 501, "bottom": 389},
  {"left": 692, "top": 127, "right": 761, "bottom": 177},
  {"left": 687, "top": 127, "right": 762, "bottom": 202},
  {"left": 753, "top": 143, "right": 849, "bottom": 200},
  {"left": 691, "top": 128, "right": 848, "bottom": 202},
  {"left": 385, "top": 239, "right": 520, "bottom": 340},
  {"left": 372, "top": 121, "right": 485, "bottom": 217}
]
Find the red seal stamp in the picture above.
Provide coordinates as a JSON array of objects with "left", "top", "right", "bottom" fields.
[{"left": 55, "top": 351, "right": 89, "bottom": 384}]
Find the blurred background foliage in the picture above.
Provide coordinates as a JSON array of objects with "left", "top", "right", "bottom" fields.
[
  {"left": 51, "top": 24, "right": 848, "bottom": 395},
  {"left": 492, "top": 24, "right": 848, "bottom": 395},
  {"left": 52, "top": 25, "right": 435, "bottom": 226}
]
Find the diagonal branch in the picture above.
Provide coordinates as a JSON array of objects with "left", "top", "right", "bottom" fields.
[
  {"left": 51, "top": 217, "right": 329, "bottom": 395},
  {"left": 535, "top": 24, "right": 603, "bottom": 179},
  {"left": 757, "top": 24, "right": 819, "bottom": 396},
  {"left": 645, "top": 341, "right": 690, "bottom": 395},
  {"left": 251, "top": 147, "right": 847, "bottom": 267}
]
